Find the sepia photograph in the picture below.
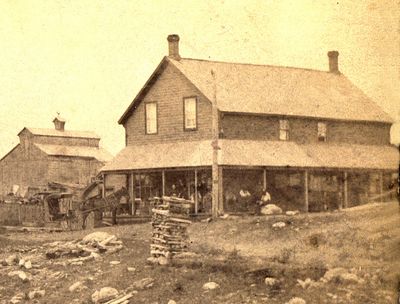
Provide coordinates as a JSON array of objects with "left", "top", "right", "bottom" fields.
[{"left": 0, "top": 1, "right": 399, "bottom": 303}]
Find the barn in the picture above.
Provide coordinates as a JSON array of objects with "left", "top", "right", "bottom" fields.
[{"left": 0, "top": 116, "right": 112, "bottom": 198}]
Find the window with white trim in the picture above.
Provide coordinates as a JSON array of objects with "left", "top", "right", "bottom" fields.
[
  {"left": 145, "top": 102, "right": 157, "bottom": 134},
  {"left": 318, "top": 122, "right": 327, "bottom": 142},
  {"left": 279, "top": 119, "right": 289, "bottom": 141},
  {"left": 184, "top": 97, "right": 197, "bottom": 130}
]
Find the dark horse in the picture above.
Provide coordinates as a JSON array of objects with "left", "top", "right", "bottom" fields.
[{"left": 81, "top": 187, "right": 130, "bottom": 226}]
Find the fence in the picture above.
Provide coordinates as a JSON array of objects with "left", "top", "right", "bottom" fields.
[{"left": 0, "top": 203, "right": 44, "bottom": 226}]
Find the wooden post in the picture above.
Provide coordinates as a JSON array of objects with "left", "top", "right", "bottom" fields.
[
  {"left": 379, "top": 171, "right": 384, "bottom": 203},
  {"left": 304, "top": 170, "right": 309, "bottom": 212},
  {"left": 263, "top": 168, "right": 267, "bottom": 189},
  {"left": 102, "top": 173, "right": 106, "bottom": 198},
  {"left": 343, "top": 172, "right": 348, "bottom": 208},
  {"left": 218, "top": 167, "right": 224, "bottom": 213},
  {"left": 130, "top": 173, "right": 135, "bottom": 215},
  {"left": 162, "top": 170, "right": 166, "bottom": 196},
  {"left": 194, "top": 169, "right": 198, "bottom": 214},
  {"left": 211, "top": 69, "right": 220, "bottom": 217}
]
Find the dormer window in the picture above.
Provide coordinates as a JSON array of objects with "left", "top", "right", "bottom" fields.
[
  {"left": 279, "top": 119, "right": 289, "bottom": 141},
  {"left": 183, "top": 97, "right": 197, "bottom": 130},
  {"left": 145, "top": 102, "right": 157, "bottom": 134},
  {"left": 318, "top": 122, "right": 327, "bottom": 142}
]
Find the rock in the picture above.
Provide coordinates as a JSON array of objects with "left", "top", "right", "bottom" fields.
[
  {"left": 158, "top": 257, "right": 170, "bottom": 266},
  {"left": 90, "top": 252, "right": 101, "bottom": 260},
  {"left": 202, "top": 282, "right": 220, "bottom": 290},
  {"left": 91, "top": 287, "right": 119, "bottom": 303},
  {"left": 8, "top": 270, "right": 29, "bottom": 282},
  {"left": 146, "top": 257, "right": 159, "bottom": 264},
  {"left": 127, "top": 267, "right": 136, "bottom": 272},
  {"left": 82, "top": 231, "right": 114, "bottom": 244},
  {"left": 24, "top": 260, "right": 32, "bottom": 269},
  {"left": 69, "top": 281, "right": 87, "bottom": 292},
  {"left": 18, "top": 259, "right": 25, "bottom": 267},
  {"left": 297, "top": 278, "right": 313, "bottom": 289},
  {"left": 286, "top": 210, "right": 299, "bottom": 216},
  {"left": 201, "top": 217, "right": 212, "bottom": 223},
  {"left": 28, "top": 289, "right": 45, "bottom": 299},
  {"left": 5, "top": 254, "right": 19, "bottom": 266},
  {"left": 261, "top": 204, "right": 282, "bottom": 215},
  {"left": 264, "top": 277, "right": 278, "bottom": 287},
  {"left": 272, "top": 222, "right": 286, "bottom": 228},
  {"left": 131, "top": 278, "right": 155, "bottom": 290},
  {"left": 167, "top": 300, "right": 177, "bottom": 304},
  {"left": 323, "top": 268, "right": 360, "bottom": 284},
  {"left": 286, "top": 297, "right": 306, "bottom": 304},
  {"left": 219, "top": 214, "right": 229, "bottom": 219},
  {"left": 109, "top": 261, "right": 121, "bottom": 265},
  {"left": 10, "top": 293, "right": 25, "bottom": 304}
]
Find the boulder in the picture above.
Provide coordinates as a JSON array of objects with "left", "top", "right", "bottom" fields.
[
  {"left": 286, "top": 210, "right": 299, "bottom": 216},
  {"left": 10, "top": 293, "right": 25, "bottom": 304},
  {"left": 24, "top": 260, "right": 32, "bottom": 269},
  {"left": 5, "top": 254, "right": 19, "bottom": 266},
  {"left": 272, "top": 222, "right": 286, "bottom": 229},
  {"left": 8, "top": 270, "right": 29, "bottom": 282},
  {"left": 261, "top": 204, "right": 282, "bottom": 215},
  {"left": 167, "top": 300, "right": 177, "bottom": 304},
  {"left": 131, "top": 278, "right": 155, "bottom": 290},
  {"left": 286, "top": 297, "right": 306, "bottom": 304},
  {"left": 323, "top": 267, "right": 347, "bottom": 282},
  {"left": 202, "top": 282, "right": 220, "bottom": 290},
  {"left": 69, "top": 281, "right": 87, "bottom": 292},
  {"left": 91, "top": 287, "right": 119, "bottom": 303},
  {"left": 127, "top": 267, "right": 136, "bottom": 272},
  {"left": 264, "top": 277, "right": 278, "bottom": 287},
  {"left": 109, "top": 261, "right": 120, "bottom": 265},
  {"left": 28, "top": 289, "right": 45, "bottom": 300},
  {"left": 82, "top": 231, "right": 114, "bottom": 244}
]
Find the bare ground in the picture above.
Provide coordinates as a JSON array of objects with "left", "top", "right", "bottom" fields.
[{"left": 0, "top": 201, "right": 399, "bottom": 304}]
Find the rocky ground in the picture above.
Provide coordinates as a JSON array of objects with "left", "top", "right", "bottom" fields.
[{"left": 0, "top": 201, "right": 399, "bottom": 304}]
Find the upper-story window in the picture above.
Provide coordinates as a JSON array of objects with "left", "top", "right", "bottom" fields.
[
  {"left": 317, "top": 122, "right": 327, "bottom": 142},
  {"left": 145, "top": 102, "right": 157, "bottom": 134},
  {"left": 279, "top": 119, "right": 289, "bottom": 141},
  {"left": 183, "top": 97, "right": 197, "bottom": 130}
]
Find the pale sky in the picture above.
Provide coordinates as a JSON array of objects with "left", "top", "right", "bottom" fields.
[{"left": 0, "top": 0, "right": 399, "bottom": 158}]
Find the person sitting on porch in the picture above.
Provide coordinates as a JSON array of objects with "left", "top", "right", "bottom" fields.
[
  {"left": 170, "top": 184, "right": 178, "bottom": 197},
  {"left": 260, "top": 188, "right": 271, "bottom": 204}
]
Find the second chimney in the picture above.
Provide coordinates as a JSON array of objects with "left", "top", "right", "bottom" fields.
[
  {"left": 53, "top": 116, "right": 66, "bottom": 131},
  {"left": 167, "top": 34, "right": 181, "bottom": 60},
  {"left": 327, "top": 51, "right": 339, "bottom": 73}
]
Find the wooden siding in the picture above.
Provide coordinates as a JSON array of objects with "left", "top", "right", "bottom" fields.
[
  {"left": 221, "top": 113, "right": 391, "bottom": 145},
  {"left": 19, "top": 130, "right": 100, "bottom": 147},
  {"left": 123, "top": 62, "right": 213, "bottom": 146}
]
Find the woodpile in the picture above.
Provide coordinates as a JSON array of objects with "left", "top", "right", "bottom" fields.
[{"left": 150, "top": 196, "right": 192, "bottom": 262}]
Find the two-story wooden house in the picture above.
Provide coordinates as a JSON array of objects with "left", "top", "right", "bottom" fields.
[{"left": 101, "top": 34, "right": 398, "bottom": 216}]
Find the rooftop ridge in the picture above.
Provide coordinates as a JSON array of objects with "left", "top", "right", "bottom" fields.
[{"left": 174, "top": 57, "right": 337, "bottom": 75}]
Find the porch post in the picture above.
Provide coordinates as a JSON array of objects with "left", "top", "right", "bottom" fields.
[
  {"left": 162, "top": 170, "right": 166, "bottom": 196},
  {"left": 263, "top": 168, "right": 267, "bottom": 189},
  {"left": 343, "top": 172, "right": 348, "bottom": 208},
  {"left": 304, "top": 170, "right": 309, "bottom": 212},
  {"left": 379, "top": 171, "right": 384, "bottom": 203},
  {"left": 211, "top": 69, "right": 220, "bottom": 217},
  {"left": 218, "top": 167, "right": 224, "bottom": 213},
  {"left": 102, "top": 173, "right": 106, "bottom": 198},
  {"left": 130, "top": 172, "right": 135, "bottom": 215},
  {"left": 194, "top": 169, "right": 198, "bottom": 214}
]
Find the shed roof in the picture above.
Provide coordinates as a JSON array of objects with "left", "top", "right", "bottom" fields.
[
  {"left": 19, "top": 127, "right": 100, "bottom": 139},
  {"left": 34, "top": 143, "right": 113, "bottom": 162},
  {"left": 101, "top": 140, "right": 398, "bottom": 172}
]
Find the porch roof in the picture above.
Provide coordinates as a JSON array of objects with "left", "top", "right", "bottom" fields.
[
  {"left": 100, "top": 140, "right": 213, "bottom": 171},
  {"left": 101, "top": 140, "right": 399, "bottom": 172}
]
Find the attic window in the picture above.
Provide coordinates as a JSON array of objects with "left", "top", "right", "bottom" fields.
[
  {"left": 145, "top": 102, "right": 157, "bottom": 134},
  {"left": 183, "top": 97, "right": 197, "bottom": 130},
  {"left": 318, "top": 122, "right": 327, "bottom": 142},
  {"left": 279, "top": 119, "right": 289, "bottom": 141}
]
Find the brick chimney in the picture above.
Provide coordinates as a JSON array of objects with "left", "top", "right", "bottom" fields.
[
  {"left": 167, "top": 34, "right": 181, "bottom": 60},
  {"left": 327, "top": 51, "right": 339, "bottom": 73},
  {"left": 53, "top": 115, "right": 66, "bottom": 131}
]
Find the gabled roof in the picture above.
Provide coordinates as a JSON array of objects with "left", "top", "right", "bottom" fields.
[
  {"left": 119, "top": 56, "right": 393, "bottom": 124},
  {"left": 18, "top": 127, "right": 100, "bottom": 139},
  {"left": 34, "top": 143, "right": 113, "bottom": 162},
  {"left": 100, "top": 140, "right": 398, "bottom": 172}
]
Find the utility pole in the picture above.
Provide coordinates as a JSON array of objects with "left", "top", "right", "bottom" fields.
[{"left": 211, "top": 69, "right": 220, "bottom": 217}]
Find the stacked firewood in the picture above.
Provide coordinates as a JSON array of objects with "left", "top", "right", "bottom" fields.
[{"left": 150, "top": 196, "right": 192, "bottom": 260}]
